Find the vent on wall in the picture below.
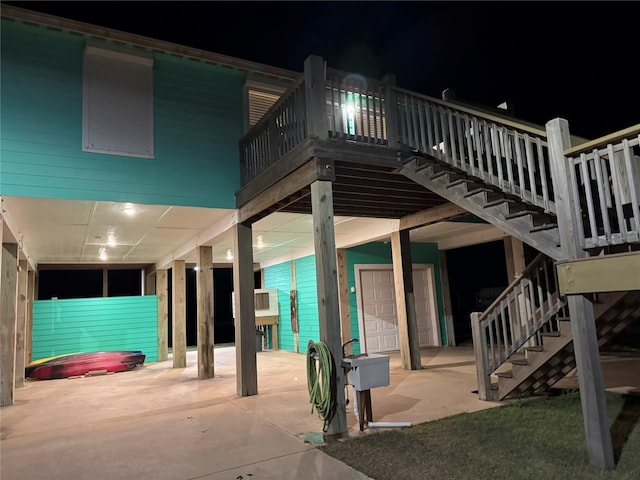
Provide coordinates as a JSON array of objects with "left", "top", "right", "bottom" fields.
[
  {"left": 232, "top": 288, "right": 279, "bottom": 318},
  {"left": 248, "top": 89, "right": 282, "bottom": 127}
]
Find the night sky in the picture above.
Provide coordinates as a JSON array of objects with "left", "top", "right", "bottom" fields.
[{"left": 5, "top": 1, "right": 638, "bottom": 140}]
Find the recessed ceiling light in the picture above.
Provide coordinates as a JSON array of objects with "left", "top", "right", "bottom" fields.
[{"left": 122, "top": 203, "right": 136, "bottom": 216}]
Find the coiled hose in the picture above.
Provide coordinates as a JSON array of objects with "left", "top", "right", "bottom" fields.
[{"left": 306, "top": 340, "right": 337, "bottom": 432}]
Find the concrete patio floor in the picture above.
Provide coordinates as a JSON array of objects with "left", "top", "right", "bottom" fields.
[
  {"left": 2, "top": 346, "right": 638, "bottom": 479},
  {"left": 1, "top": 346, "right": 498, "bottom": 479}
]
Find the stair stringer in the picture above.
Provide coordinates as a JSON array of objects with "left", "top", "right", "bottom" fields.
[
  {"left": 496, "top": 290, "right": 640, "bottom": 400},
  {"left": 400, "top": 156, "right": 564, "bottom": 261}
]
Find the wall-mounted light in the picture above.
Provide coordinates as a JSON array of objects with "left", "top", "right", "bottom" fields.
[
  {"left": 99, "top": 247, "right": 108, "bottom": 261},
  {"left": 193, "top": 265, "right": 200, "bottom": 272},
  {"left": 226, "top": 249, "right": 233, "bottom": 260}
]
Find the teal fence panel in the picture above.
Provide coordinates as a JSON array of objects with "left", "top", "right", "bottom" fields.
[{"left": 32, "top": 296, "right": 158, "bottom": 362}]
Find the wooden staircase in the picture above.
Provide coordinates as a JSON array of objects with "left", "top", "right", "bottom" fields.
[
  {"left": 401, "top": 153, "right": 562, "bottom": 261},
  {"left": 388, "top": 92, "right": 640, "bottom": 402},
  {"left": 493, "top": 290, "right": 640, "bottom": 400}
]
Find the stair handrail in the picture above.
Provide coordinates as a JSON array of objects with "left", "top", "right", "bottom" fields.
[
  {"left": 561, "top": 125, "right": 640, "bottom": 249},
  {"left": 239, "top": 75, "right": 307, "bottom": 185},
  {"left": 471, "top": 253, "right": 567, "bottom": 400},
  {"left": 391, "top": 86, "right": 556, "bottom": 215}
]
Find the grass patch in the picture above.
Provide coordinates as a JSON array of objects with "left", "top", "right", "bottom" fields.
[{"left": 321, "top": 391, "right": 640, "bottom": 480}]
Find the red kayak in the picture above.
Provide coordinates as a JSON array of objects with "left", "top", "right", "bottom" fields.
[{"left": 26, "top": 350, "right": 146, "bottom": 380}]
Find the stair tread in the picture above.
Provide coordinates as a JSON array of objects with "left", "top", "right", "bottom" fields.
[
  {"left": 464, "top": 187, "right": 493, "bottom": 197},
  {"left": 505, "top": 209, "right": 539, "bottom": 220},
  {"left": 530, "top": 223, "right": 558, "bottom": 233},
  {"left": 525, "top": 346, "right": 544, "bottom": 352}
]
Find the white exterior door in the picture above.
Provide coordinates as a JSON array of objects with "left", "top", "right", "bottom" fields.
[
  {"left": 357, "top": 265, "right": 440, "bottom": 354},
  {"left": 413, "top": 267, "right": 439, "bottom": 347},
  {"left": 359, "top": 269, "right": 399, "bottom": 353}
]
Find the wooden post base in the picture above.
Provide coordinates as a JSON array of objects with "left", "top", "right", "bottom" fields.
[{"left": 356, "top": 389, "right": 373, "bottom": 431}]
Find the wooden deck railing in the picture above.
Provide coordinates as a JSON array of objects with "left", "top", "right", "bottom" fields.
[
  {"left": 391, "top": 87, "right": 555, "bottom": 214},
  {"left": 325, "top": 68, "right": 388, "bottom": 144},
  {"left": 471, "top": 254, "right": 568, "bottom": 400},
  {"left": 238, "top": 56, "right": 640, "bottom": 257},
  {"left": 239, "top": 76, "right": 307, "bottom": 185},
  {"left": 562, "top": 126, "right": 640, "bottom": 250}
]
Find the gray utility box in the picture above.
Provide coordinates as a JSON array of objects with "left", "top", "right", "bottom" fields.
[{"left": 343, "top": 353, "right": 390, "bottom": 391}]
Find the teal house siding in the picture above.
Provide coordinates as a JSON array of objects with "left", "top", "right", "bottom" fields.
[
  {"left": 0, "top": 19, "right": 244, "bottom": 208},
  {"left": 294, "top": 255, "right": 320, "bottom": 353},
  {"left": 32, "top": 296, "right": 158, "bottom": 362},
  {"left": 263, "top": 262, "right": 293, "bottom": 352},
  {"left": 264, "top": 241, "right": 446, "bottom": 353},
  {"left": 347, "top": 241, "right": 448, "bottom": 346}
]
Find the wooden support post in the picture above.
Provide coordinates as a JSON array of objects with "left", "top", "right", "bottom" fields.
[
  {"left": 233, "top": 222, "right": 258, "bottom": 396},
  {"left": 470, "top": 312, "right": 492, "bottom": 400},
  {"left": 197, "top": 246, "right": 215, "bottom": 379},
  {"left": 504, "top": 236, "right": 527, "bottom": 341},
  {"left": 102, "top": 268, "right": 108, "bottom": 297},
  {"left": 391, "top": 229, "right": 421, "bottom": 370},
  {"left": 546, "top": 118, "right": 614, "bottom": 470},
  {"left": 504, "top": 236, "right": 526, "bottom": 281},
  {"left": 304, "top": 55, "right": 328, "bottom": 140},
  {"left": 311, "top": 180, "right": 347, "bottom": 436},
  {"left": 336, "top": 248, "right": 353, "bottom": 354},
  {"left": 15, "top": 259, "right": 27, "bottom": 388},
  {"left": 1, "top": 241, "right": 18, "bottom": 407},
  {"left": 382, "top": 73, "right": 399, "bottom": 149},
  {"left": 438, "top": 251, "right": 456, "bottom": 347},
  {"left": 145, "top": 270, "right": 156, "bottom": 295},
  {"left": 25, "top": 268, "right": 35, "bottom": 364},
  {"left": 172, "top": 260, "right": 187, "bottom": 368},
  {"left": 156, "top": 269, "right": 169, "bottom": 361}
]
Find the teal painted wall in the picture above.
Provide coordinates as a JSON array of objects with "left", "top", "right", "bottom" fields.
[
  {"left": 294, "top": 256, "right": 320, "bottom": 353},
  {"left": 32, "top": 296, "right": 158, "bottom": 362},
  {"left": 0, "top": 19, "right": 244, "bottom": 208},
  {"left": 263, "top": 261, "right": 293, "bottom": 351},
  {"left": 263, "top": 242, "right": 446, "bottom": 353},
  {"left": 347, "top": 242, "right": 447, "bottom": 345}
]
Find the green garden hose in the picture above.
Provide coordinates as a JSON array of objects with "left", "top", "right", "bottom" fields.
[{"left": 306, "top": 340, "right": 337, "bottom": 432}]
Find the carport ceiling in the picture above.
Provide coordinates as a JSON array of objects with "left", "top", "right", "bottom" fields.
[{"left": 1, "top": 195, "right": 509, "bottom": 268}]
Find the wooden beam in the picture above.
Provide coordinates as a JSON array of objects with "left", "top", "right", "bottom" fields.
[
  {"left": 238, "top": 158, "right": 332, "bottom": 224},
  {"left": 546, "top": 117, "right": 614, "bottom": 469},
  {"left": 504, "top": 236, "right": 526, "bottom": 282},
  {"left": 311, "top": 180, "right": 347, "bottom": 436},
  {"left": 399, "top": 203, "right": 468, "bottom": 230},
  {"left": 391, "top": 230, "right": 421, "bottom": 370},
  {"left": 336, "top": 249, "right": 353, "bottom": 355},
  {"left": 172, "top": 260, "right": 187, "bottom": 368},
  {"left": 438, "top": 251, "right": 456, "bottom": 347},
  {"left": 1, "top": 242, "right": 18, "bottom": 407},
  {"left": 557, "top": 251, "right": 640, "bottom": 295},
  {"left": 157, "top": 269, "right": 169, "bottom": 362},
  {"left": 197, "top": 246, "right": 215, "bottom": 379},
  {"left": 236, "top": 138, "right": 316, "bottom": 207},
  {"left": 15, "top": 259, "right": 27, "bottom": 388},
  {"left": 233, "top": 223, "right": 258, "bottom": 396}
]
